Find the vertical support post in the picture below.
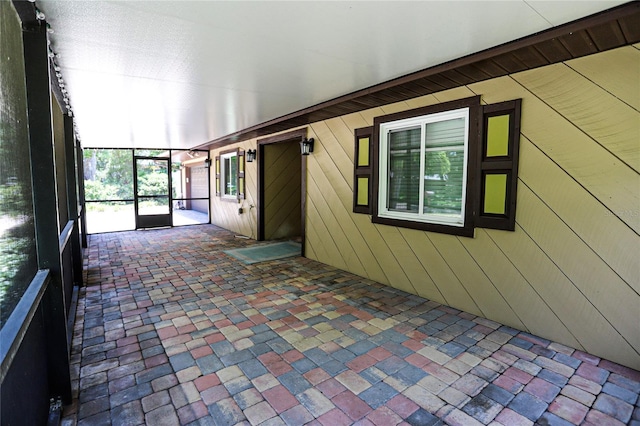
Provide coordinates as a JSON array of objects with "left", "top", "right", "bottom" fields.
[
  {"left": 22, "top": 20, "right": 72, "bottom": 404},
  {"left": 76, "top": 143, "right": 88, "bottom": 248},
  {"left": 64, "top": 114, "right": 83, "bottom": 285},
  {"left": 300, "top": 147, "right": 307, "bottom": 258}
]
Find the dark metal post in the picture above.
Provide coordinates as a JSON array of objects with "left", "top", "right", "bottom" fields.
[
  {"left": 22, "top": 19, "right": 72, "bottom": 404},
  {"left": 64, "top": 114, "right": 83, "bottom": 285},
  {"left": 76, "top": 143, "right": 88, "bottom": 248}
]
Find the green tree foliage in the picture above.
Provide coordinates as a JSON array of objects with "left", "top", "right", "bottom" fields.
[
  {"left": 83, "top": 149, "right": 134, "bottom": 200},
  {"left": 425, "top": 151, "right": 451, "bottom": 179},
  {"left": 138, "top": 171, "right": 168, "bottom": 196}
]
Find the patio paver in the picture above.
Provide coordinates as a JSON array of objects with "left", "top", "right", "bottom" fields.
[{"left": 61, "top": 225, "right": 640, "bottom": 425}]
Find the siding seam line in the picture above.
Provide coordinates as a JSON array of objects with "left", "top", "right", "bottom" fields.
[
  {"left": 521, "top": 136, "right": 640, "bottom": 294},
  {"left": 397, "top": 229, "right": 449, "bottom": 306},
  {"left": 511, "top": 76, "right": 640, "bottom": 238},
  {"left": 483, "top": 227, "right": 584, "bottom": 349},
  {"left": 510, "top": 71, "right": 638, "bottom": 175},
  {"left": 308, "top": 120, "right": 388, "bottom": 283},
  {"left": 517, "top": 179, "right": 640, "bottom": 357},
  {"left": 563, "top": 61, "right": 639, "bottom": 113},
  {"left": 455, "top": 233, "right": 524, "bottom": 328}
]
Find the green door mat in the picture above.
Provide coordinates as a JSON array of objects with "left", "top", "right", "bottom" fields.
[{"left": 223, "top": 241, "right": 301, "bottom": 264}]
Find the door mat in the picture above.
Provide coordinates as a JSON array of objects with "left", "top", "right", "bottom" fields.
[{"left": 223, "top": 241, "right": 301, "bottom": 264}]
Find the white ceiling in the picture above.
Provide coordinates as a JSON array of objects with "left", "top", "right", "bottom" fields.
[{"left": 37, "top": 0, "right": 626, "bottom": 149}]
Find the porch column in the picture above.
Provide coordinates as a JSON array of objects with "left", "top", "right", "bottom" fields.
[{"left": 22, "top": 18, "right": 73, "bottom": 404}]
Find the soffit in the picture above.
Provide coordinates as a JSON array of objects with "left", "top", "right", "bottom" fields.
[{"left": 35, "top": 1, "right": 634, "bottom": 149}]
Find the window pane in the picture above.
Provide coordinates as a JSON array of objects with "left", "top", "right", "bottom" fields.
[
  {"left": 423, "top": 149, "right": 465, "bottom": 216},
  {"left": 486, "top": 115, "right": 510, "bottom": 157},
  {"left": 425, "top": 117, "right": 465, "bottom": 148},
  {"left": 224, "top": 155, "right": 237, "bottom": 196},
  {"left": 1, "top": 0, "right": 38, "bottom": 327},
  {"left": 422, "top": 119, "right": 465, "bottom": 217},
  {"left": 484, "top": 173, "right": 508, "bottom": 215},
  {"left": 388, "top": 128, "right": 420, "bottom": 212}
]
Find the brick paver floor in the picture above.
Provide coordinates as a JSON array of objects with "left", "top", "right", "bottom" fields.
[{"left": 61, "top": 225, "right": 640, "bottom": 426}]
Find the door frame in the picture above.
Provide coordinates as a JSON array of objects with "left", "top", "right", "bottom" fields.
[
  {"left": 256, "top": 128, "right": 308, "bottom": 255},
  {"left": 133, "top": 155, "right": 173, "bottom": 229}
]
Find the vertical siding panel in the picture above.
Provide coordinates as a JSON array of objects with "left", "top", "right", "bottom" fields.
[
  {"left": 514, "top": 63, "right": 640, "bottom": 172},
  {"left": 566, "top": 46, "right": 640, "bottom": 111},
  {"left": 519, "top": 138, "right": 640, "bottom": 290},
  {"left": 470, "top": 76, "right": 640, "bottom": 234}
]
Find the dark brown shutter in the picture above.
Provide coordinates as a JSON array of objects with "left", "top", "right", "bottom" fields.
[
  {"left": 353, "top": 126, "right": 373, "bottom": 214},
  {"left": 237, "top": 149, "right": 246, "bottom": 200},
  {"left": 214, "top": 156, "right": 221, "bottom": 196},
  {"left": 476, "top": 99, "right": 522, "bottom": 231}
]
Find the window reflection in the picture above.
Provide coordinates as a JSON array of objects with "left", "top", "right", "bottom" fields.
[{"left": 1, "top": 0, "right": 38, "bottom": 327}]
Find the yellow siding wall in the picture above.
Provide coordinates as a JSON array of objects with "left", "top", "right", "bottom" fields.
[
  {"left": 210, "top": 46, "right": 640, "bottom": 369},
  {"left": 210, "top": 141, "right": 257, "bottom": 238}
]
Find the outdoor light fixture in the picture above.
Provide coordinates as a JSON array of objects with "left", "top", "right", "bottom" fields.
[
  {"left": 204, "top": 158, "right": 212, "bottom": 168},
  {"left": 300, "top": 138, "right": 314, "bottom": 156},
  {"left": 246, "top": 149, "right": 256, "bottom": 162}
]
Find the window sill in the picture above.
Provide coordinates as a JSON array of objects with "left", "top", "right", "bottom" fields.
[{"left": 372, "top": 214, "right": 474, "bottom": 237}]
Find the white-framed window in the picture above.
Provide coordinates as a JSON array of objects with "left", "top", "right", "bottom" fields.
[
  {"left": 220, "top": 151, "right": 238, "bottom": 198},
  {"left": 378, "top": 107, "right": 470, "bottom": 227}
]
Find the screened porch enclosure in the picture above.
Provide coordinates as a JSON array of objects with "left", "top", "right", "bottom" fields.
[{"left": 83, "top": 148, "right": 211, "bottom": 233}]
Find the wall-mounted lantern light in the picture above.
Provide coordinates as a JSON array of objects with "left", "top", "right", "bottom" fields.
[
  {"left": 246, "top": 149, "right": 257, "bottom": 162},
  {"left": 300, "top": 138, "right": 314, "bottom": 156},
  {"left": 204, "top": 158, "right": 212, "bottom": 168}
]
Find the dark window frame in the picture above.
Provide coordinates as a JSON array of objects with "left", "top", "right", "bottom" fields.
[
  {"left": 371, "top": 96, "right": 481, "bottom": 237},
  {"left": 216, "top": 147, "right": 246, "bottom": 202}
]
